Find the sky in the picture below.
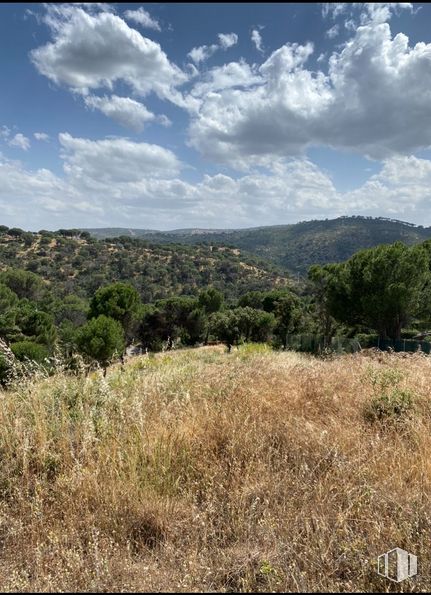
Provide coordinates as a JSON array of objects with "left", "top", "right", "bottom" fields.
[{"left": 1, "top": 2, "right": 431, "bottom": 231}]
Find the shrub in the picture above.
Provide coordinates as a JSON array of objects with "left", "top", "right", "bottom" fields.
[
  {"left": 11, "top": 341, "right": 49, "bottom": 363},
  {"left": 365, "top": 388, "right": 415, "bottom": 423}
]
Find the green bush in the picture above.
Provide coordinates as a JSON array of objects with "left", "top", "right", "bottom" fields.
[
  {"left": 365, "top": 388, "right": 415, "bottom": 423},
  {"left": 363, "top": 367, "right": 415, "bottom": 424},
  {"left": 11, "top": 341, "right": 49, "bottom": 363}
]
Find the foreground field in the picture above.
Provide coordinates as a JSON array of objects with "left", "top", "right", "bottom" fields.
[{"left": 0, "top": 345, "right": 430, "bottom": 592}]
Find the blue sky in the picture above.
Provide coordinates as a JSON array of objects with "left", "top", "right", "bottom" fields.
[{"left": 1, "top": 2, "right": 431, "bottom": 230}]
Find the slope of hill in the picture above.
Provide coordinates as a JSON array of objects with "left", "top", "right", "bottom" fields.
[
  {"left": 0, "top": 228, "right": 289, "bottom": 302},
  {"left": 1, "top": 345, "right": 430, "bottom": 591},
  {"left": 84, "top": 216, "right": 431, "bottom": 274}
]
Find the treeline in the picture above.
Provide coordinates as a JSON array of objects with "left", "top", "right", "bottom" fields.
[
  {"left": 0, "top": 226, "right": 288, "bottom": 302},
  {"left": 1, "top": 239, "right": 431, "bottom": 385},
  {"left": 0, "top": 272, "right": 304, "bottom": 383}
]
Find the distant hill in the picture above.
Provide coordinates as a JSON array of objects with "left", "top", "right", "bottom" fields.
[
  {"left": 0, "top": 227, "right": 289, "bottom": 302},
  {"left": 83, "top": 216, "right": 431, "bottom": 274}
]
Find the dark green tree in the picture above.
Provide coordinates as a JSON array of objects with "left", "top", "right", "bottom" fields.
[
  {"left": 89, "top": 282, "right": 140, "bottom": 340},
  {"left": 76, "top": 315, "right": 125, "bottom": 375},
  {"left": 209, "top": 310, "right": 242, "bottom": 352},
  {"left": 312, "top": 243, "right": 429, "bottom": 341},
  {"left": 0, "top": 269, "right": 45, "bottom": 301}
]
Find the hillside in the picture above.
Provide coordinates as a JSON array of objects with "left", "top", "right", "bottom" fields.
[
  {"left": 1, "top": 344, "right": 429, "bottom": 591},
  {"left": 0, "top": 227, "right": 289, "bottom": 302},
  {"left": 84, "top": 216, "right": 431, "bottom": 274}
]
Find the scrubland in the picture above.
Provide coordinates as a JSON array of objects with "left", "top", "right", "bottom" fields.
[{"left": 0, "top": 344, "right": 430, "bottom": 592}]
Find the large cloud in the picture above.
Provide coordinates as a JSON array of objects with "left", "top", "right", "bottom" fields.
[
  {"left": 59, "top": 133, "right": 182, "bottom": 187},
  {"left": 30, "top": 5, "right": 188, "bottom": 106},
  {"left": 3, "top": 131, "right": 431, "bottom": 229},
  {"left": 188, "top": 15, "right": 431, "bottom": 167}
]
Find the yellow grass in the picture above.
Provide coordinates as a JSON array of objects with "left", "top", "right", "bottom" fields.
[{"left": 0, "top": 344, "right": 430, "bottom": 592}]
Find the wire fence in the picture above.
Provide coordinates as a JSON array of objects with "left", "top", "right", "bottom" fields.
[{"left": 285, "top": 334, "right": 431, "bottom": 355}]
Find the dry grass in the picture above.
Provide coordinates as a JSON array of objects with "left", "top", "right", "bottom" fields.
[{"left": 0, "top": 344, "right": 430, "bottom": 592}]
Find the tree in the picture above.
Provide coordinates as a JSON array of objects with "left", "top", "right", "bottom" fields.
[
  {"left": 0, "top": 269, "right": 45, "bottom": 301},
  {"left": 308, "top": 264, "right": 338, "bottom": 337},
  {"left": 198, "top": 287, "right": 223, "bottom": 343},
  {"left": 198, "top": 287, "right": 223, "bottom": 314},
  {"left": 17, "top": 305, "right": 57, "bottom": 350},
  {"left": 209, "top": 310, "right": 242, "bottom": 352},
  {"left": 76, "top": 315, "right": 125, "bottom": 375},
  {"left": 89, "top": 282, "right": 141, "bottom": 340},
  {"left": 273, "top": 294, "right": 302, "bottom": 348},
  {"left": 0, "top": 283, "right": 19, "bottom": 341},
  {"left": 312, "top": 243, "right": 429, "bottom": 341}
]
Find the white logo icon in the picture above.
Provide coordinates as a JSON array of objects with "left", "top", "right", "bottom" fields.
[{"left": 377, "top": 547, "right": 417, "bottom": 583}]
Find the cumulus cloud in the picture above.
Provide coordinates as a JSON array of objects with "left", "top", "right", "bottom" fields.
[
  {"left": 188, "top": 44, "right": 219, "bottom": 65},
  {"left": 123, "top": 7, "right": 161, "bottom": 31},
  {"left": 3, "top": 131, "right": 431, "bottom": 228},
  {"left": 30, "top": 5, "right": 188, "bottom": 106},
  {"left": 251, "top": 29, "right": 264, "bottom": 52},
  {"left": 84, "top": 95, "right": 158, "bottom": 131},
  {"left": 218, "top": 32, "right": 238, "bottom": 49},
  {"left": 189, "top": 60, "right": 262, "bottom": 99},
  {"left": 188, "top": 32, "right": 238, "bottom": 64},
  {"left": 8, "top": 133, "right": 30, "bottom": 151},
  {"left": 188, "top": 16, "right": 431, "bottom": 168},
  {"left": 59, "top": 133, "right": 182, "bottom": 186},
  {"left": 34, "top": 132, "right": 50, "bottom": 141}
]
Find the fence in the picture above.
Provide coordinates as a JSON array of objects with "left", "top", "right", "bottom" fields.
[
  {"left": 285, "top": 334, "right": 431, "bottom": 355},
  {"left": 367, "top": 337, "right": 431, "bottom": 354},
  {"left": 285, "top": 334, "right": 361, "bottom": 354}
]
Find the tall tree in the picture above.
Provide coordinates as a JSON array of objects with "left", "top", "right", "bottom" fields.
[
  {"left": 312, "top": 243, "right": 429, "bottom": 341},
  {"left": 89, "top": 282, "right": 141, "bottom": 340}
]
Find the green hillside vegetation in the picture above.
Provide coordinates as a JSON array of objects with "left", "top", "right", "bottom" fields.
[
  {"left": 1, "top": 223, "right": 431, "bottom": 388},
  {"left": 84, "top": 216, "right": 431, "bottom": 274},
  {"left": 0, "top": 226, "right": 289, "bottom": 302}
]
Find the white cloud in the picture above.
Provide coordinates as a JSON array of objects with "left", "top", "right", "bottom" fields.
[
  {"left": 188, "top": 44, "right": 219, "bottom": 65},
  {"left": 84, "top": 95, "right": 158, "bottom": 131},
  {"left": 34, "top": 132, "right": 50, "bottom": 142},
  {"left": 3, "top": 133, "right": 431, "bottom": 229},
  {"left": 326, "top": 24, "right": 339, "bottom": 39},
  {"left": 0, "top": 126, "right": 11, "bottom": 140},
  {"left": 188, "top": 32, "right": 238, "bottom": 64},
  {"left": 190, "top": 60, "right": 262, "bottom": 99},
  {"left": 218, "top": 32, "right": 238, "bottom": 49},
  {"left": 123, "top": 7, "right": 161, "bottom": 31},
  {"left": 251, "top": 29, "right": 264, "bottom": 53},
  {"left": 59, "top": 133, "right": 182, "bottom": 186},
  {"left": 31, "top": 5, "right": 188, "bottom": 106},
  {"left": 8, "top": 133, "right": 30, "bottom": 151},
  {"left": 188, "top": 16, "right": 431, "bottom": 168}
]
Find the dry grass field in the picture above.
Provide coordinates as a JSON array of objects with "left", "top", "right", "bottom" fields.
[{"left": 0, "top": 344, "right": 430, "bottom": 592}]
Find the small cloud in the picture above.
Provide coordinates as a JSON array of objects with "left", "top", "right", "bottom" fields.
[
  {"left": 0, "top": 126, "right": 10, "bottom": 140},
  {"left": 326, "top": 24, "right": 339, "bottom": 39},
  {"left": 188, "top": 44, "right": 218, "bottom": 64},
  {"left": 157, "top": 114, "right": 172, "bottom": 128},
  {"left": 34, "top": 132, "right": 50, "bottom": 142},
  {"left": 123, "top": 7, "right": 161, "bottom": 31},
  {"left": 9, "top": 133, "right": 30, "bottom": 151},
  {"left": 188, "top": 32, "right": 238, "bottom": 65},
  {"left": 251, "top": 29, "right": 264, "bottom": 53},
  {"left": 218, "top": 32, "right": 238, "bottom": 49}
]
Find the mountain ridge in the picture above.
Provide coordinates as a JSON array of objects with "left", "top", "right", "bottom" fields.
[{"left": 81, "top": 216, "right": 431, "bottom": 274}]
